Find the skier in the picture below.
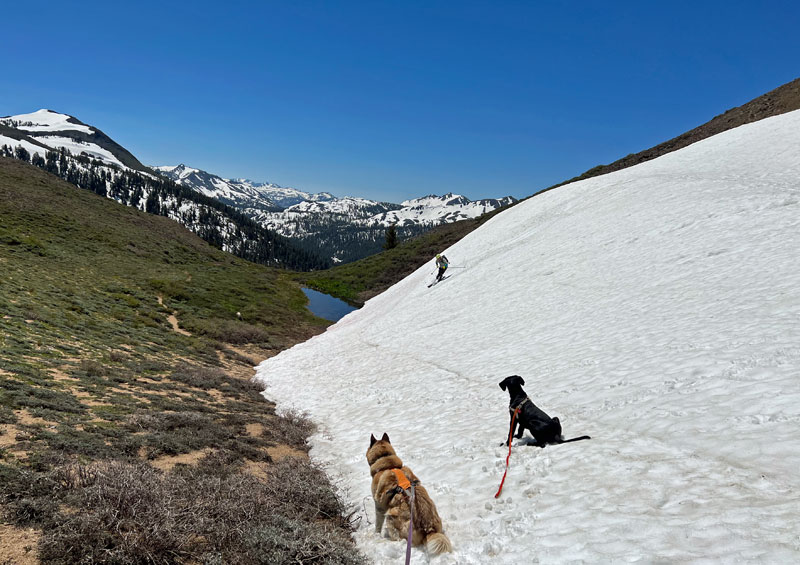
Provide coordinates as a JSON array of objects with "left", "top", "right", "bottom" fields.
[{"left": 435, "top": 253, "right": 449, "bottom": 282}]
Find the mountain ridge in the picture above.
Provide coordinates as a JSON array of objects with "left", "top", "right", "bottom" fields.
[
  {"left": 551, "top": 76, "right": 800, "bottom": 189},
  {"left": 155, "top": 162, "right": 517, "bottom": 263}
]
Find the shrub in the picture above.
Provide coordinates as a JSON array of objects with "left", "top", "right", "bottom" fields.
[
  {"left": 78, "top": 359, "right": 105, "bottom": 377},
  {"left": 38, "top": 460, "right": 365, "bottom": 565},
  {"left": 170, "top": 364, "right": 228, "bottom": 390},
  {"left": 185, "top": 318, "right": 271, "bottom": 345},
  {"left": 264, "top": 410, "right": 315, "bottom": 449}
]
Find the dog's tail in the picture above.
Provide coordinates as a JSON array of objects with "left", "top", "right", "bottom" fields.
[
  {"left": 424, "top": 532, "right": 452, "bottom": 554},
  {"left": 559, "top": 435, "right": 591, "bottom": 444}
]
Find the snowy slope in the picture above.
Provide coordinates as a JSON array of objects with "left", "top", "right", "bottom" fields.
[
  {"left": 0, "top": 135, "right": 48, "bottom": 157},
  {"left": 1, "top": 109, "right": 93, "bottom": 134},
  {"left": 255, "top": 109, "right": 800, "bottom": 563},
  {"left": 1, "top": 109, "right": 146, "bottom": 170}
]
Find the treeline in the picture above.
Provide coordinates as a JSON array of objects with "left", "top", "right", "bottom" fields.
[
  {"left": 291, "top": 220, "right": 428, "bottom": 264},
  {"left": 1, "top": 144, "right": 330, "bottom": 271}
]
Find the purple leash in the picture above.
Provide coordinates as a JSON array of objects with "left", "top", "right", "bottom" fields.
[{"left": 404, "top": 484, "right": 415, "bottom": 565}]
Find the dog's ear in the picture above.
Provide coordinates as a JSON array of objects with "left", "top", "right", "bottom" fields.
[
  {"left": 370, "top": 434, "right": 377, "bottom": 447},
  {"left": 381, "top": 432, "right": 390, "bottom": 443},
  {"left": 499, "top": 380, "right": 507, "bottom": 391},
  {"left": 512, "top": 375, "right": 525, "bottom": 386}
]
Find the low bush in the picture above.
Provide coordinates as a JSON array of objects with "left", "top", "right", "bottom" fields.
[
  {"left": 170, "top": 364, "right": 228, "bottom": 390},
  {"left": 264, "top": 410, "right": 316, "bottom": 449},
  {"left": 37, "top": 460, "right": 365, "bottom": 565},
  {"left": 185, "top": 318, "right": 271, "bottom": 345}
]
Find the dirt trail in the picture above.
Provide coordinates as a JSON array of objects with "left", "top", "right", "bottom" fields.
[{"left": 157, "top": 295, "right": 191, "bottom": 336}]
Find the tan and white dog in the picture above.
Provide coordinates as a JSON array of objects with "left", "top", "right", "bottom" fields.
[{"left": 366, "top": 433, "right": 452, "bottom": 554}]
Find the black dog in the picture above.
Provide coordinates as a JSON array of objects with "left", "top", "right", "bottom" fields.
[{"left": 499, "top": 375, "right": 590, "bottom": 447}]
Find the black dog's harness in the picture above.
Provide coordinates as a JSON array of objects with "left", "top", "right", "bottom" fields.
[{"left": 510, "top": 396, "right": 531, "bottom": 414}]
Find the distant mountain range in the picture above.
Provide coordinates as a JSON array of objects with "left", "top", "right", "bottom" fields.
[
  {"left": 1, "top": 109, "right": 516, "bottom": 264},
  {"left": 151, "top": 164, "right": 334, "bottom": 211},
  {"left": 154, "top": 163, "right": 516, "bottom": 262}
]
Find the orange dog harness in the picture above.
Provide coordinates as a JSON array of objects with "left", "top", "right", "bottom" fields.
[{"left": 392, "top": 468, "right": 411, "bottom": 491}]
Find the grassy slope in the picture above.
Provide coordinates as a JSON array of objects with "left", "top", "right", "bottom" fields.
[{"left": 0, "top": 157, "right": 363, "bottom": 564}]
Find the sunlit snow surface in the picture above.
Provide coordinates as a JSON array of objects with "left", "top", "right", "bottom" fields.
[
  {"left": 0, "top": 135, "right": 48, "bottom": 157},
  {"left": 2, "top": 109, "right": 94, "bottom": 134},
  {"left": 35, "top": 135, "right": 125, "bottom": 167},
  {"left": 255, "top": 110, "right": 800, "bottom": 563}
]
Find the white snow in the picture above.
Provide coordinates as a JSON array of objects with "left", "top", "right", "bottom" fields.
[
  {"left": 34, "top": 135, "right": 125, "bottom": 167},
  {"left": 0, "top": 135, "right": 49, "bottom": 158},
  {"left": 1, "top": 109, "right": 94, "bottom": 134},
  {"left": 256, "top": 109, "right": 800, "bottom": 563}
]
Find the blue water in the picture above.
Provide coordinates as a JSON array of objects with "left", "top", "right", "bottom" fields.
[{"left": 302, "top": 288, "right": 358, "bottom": 321}]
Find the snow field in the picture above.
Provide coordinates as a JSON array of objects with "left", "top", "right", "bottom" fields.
[
  {"left": 0, "top": 135, "right": 49, "bottom": 158},
  {"left": 35, "top": 135, "right": 125, "bottom": 168},
  {"left": 2, "top": 109, "right": 94, "bottom": 134},
  {"left": 256, "top": 110, "right": 800, "bottom": 563}
]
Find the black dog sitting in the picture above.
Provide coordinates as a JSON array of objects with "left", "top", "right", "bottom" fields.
[{"left": 499, "top": 375, "right": 590, "bottom": 447}]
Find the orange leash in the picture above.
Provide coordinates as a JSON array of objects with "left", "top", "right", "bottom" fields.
[{"left": 495, "top": 407, "right": 520, "bottom": 498}]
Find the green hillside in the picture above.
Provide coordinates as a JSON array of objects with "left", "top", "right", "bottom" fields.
[{"left": 0, "top": 157, "right": 362, "bottom": 563}]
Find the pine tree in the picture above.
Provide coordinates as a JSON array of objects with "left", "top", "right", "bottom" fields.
[{"left": 383, "top": 223, "right": 398, "bottom": 250}]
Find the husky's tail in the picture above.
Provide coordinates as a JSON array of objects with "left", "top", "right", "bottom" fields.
[{"left": 425, "top": 532, "right": 453, "bottom": 554}]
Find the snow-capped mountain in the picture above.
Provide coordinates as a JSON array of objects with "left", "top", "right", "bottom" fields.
[
  {"left": 256, "top": 109, "right": 800, "bottom": 563},
  {"left": 0, "top": 109, "right": 147, "bottom": 171},
  {"left": 156, "top": 162, "right": 517, "bottom": 262},
  {"left": 1, "top": 111, "right": 329, "bottom": 270},
  {"left": 378, "top": 193, "right": 517, "bottom": 226},
  {"left": 153, "top": 164, "right": 335, "bottom": 211}
]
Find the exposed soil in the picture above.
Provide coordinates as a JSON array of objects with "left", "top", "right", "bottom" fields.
[
  {"left": 0, "top": 524, "right": 39, "bottom": 565},
  {"left": 151, "top": 448, "right": 213, "bottom": 472}
]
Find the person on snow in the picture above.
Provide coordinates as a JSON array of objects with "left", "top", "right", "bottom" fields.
[{"left": 435, "top": 253, "right": 449, "bottom": 282}]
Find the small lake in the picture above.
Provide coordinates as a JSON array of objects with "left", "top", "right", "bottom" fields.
[{"left": 302, "top": 288, "right": 358, "bottom": 322}]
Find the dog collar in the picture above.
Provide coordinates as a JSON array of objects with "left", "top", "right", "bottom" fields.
[{"left": 510, "top": 396, "right": 531, "bottom": 413}]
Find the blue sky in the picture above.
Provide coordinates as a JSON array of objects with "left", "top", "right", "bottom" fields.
[{"left": 3, "top": 1, "right": 799, "bottom": 202}]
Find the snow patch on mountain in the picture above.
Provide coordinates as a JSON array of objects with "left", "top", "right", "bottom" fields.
[
  {"left": 255, "top": 109, "right": 800, "bottom": 563},
  {"left": 35, "top": 135, "right": 125, "bottom": 167},
  {"left": 0, "top": 135, "right": 48, "bottom": 157},
  {"left": 1, "top": 109, "right": 93, "bottom": 134}
]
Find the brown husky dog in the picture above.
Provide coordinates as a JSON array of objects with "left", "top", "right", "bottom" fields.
[{"left": 366, "top": 433, "right": 452, "bottom": 554}]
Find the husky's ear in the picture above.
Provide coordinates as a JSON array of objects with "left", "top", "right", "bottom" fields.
[
  {"left": 381, "top": 432, "right": 390, "bottom": 443},
  {"left": 499, "top": 377, "right": 508, "bottom": 390},
  {"left": 517, "top": 376, "right": 525, "bottom": 386},
  {"left": 370, "top": 434, "right": 377, "bottom": 447}
]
